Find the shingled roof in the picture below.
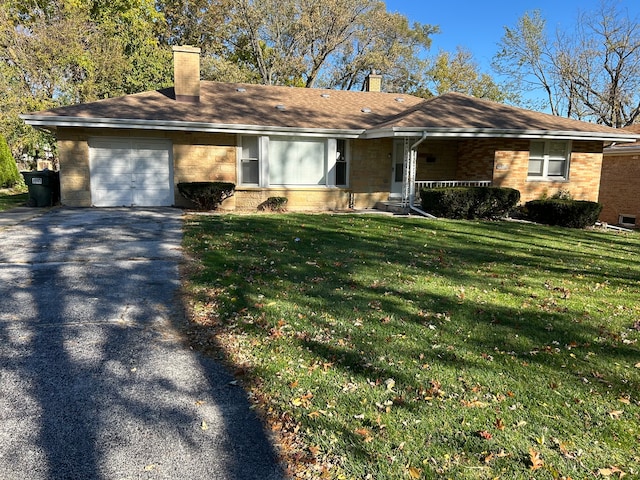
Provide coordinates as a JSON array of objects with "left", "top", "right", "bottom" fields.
[
  {"left": 604, "top": 124, "right": 640, "bottom": 153},
  {"left": 21, "top": 82, "right": 639, "bottom": 143}
]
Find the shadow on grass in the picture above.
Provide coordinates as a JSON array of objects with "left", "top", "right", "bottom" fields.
[{"left": 184, "top": 213, "right": 640, "bottom": 474}]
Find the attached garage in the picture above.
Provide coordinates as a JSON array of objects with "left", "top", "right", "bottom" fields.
[{"left": 89, "top": 138, "right": 173, "bottom": 207}]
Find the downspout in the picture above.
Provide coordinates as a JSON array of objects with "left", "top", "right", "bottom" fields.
[{"left": 408, "top": 132, "right": 437, "bottom": 218}]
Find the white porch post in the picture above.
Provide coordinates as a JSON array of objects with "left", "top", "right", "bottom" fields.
[{"left": 401, "top": 138, "right": 416, "bottom": 208}]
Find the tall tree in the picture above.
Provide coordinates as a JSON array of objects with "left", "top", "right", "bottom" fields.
[
  {"left": 0, "top": 0, "right": 172, "bottom": 158},
  {"left": 214, "top": 0, "right": 437, "bottom": 90},
  {"left": 493, "top": 3, "right": 640, "bottom": 126},
  {"left": 425, "top": 47, "right": 515, "bottom": 102},
  {"left": 492, "top": 10, "right": 560, "bottom": 114}
]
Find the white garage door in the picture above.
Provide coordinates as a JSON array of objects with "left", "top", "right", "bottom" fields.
[{"left": 89, "top": 138, "right": 173, "bottom": 207}]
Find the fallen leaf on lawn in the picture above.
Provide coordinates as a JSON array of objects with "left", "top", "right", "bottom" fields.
[
  {"left": 461, "top": 399, "right": 488, "bottom": 408},
  {"left": 528, "top": 448, "right": 544, "bottom": 470},
  {"left": 495, "top": 418, "right": 505, "bottom": 430},
  {"left": 291, "top": 397, "right": 303, "bottom": 407},
  {"left": 308, "top": 411, "right": 321, "bottom": 419},
  {"left": 144, "top": 464, "right": 157, "bottom": 471},
  {"left": 598, "top": 466, "right": 626, "bottom": 477},
  {"left": 618, "top": 398, "right": 630, "bottom": 405},
  {"left": 608, "top": 410, "right": 623, "bottom": 419},
  {"left": 308, "top": 445, "right": 321, "bottom": 457},
  {"left": 407, "top": 466, "right": 422, "bottom": 478},
  {"left": 385, "top": 378, "right": 396, "bottom": 391},
  {"left": 201, "top": 420, "right": 208, "bottom": 431},
  {"left": 635, "top": 362, "right": 640, "bottom": 368},
  {"left": 354, "top": 428, "right": 373, "bottom": 443},
  {"left": 476, "top": 430, "right": 492, "bottom": 440}
]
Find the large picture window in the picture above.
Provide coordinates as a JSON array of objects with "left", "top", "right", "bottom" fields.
[
  {"left": 239, "top": 135, "right": 348, "bottom": 187},
  {"left": 269, "top": 137, "right": 326, "bottom": 185},
  {"left": 528, "top": 140, "right": 570, "bottom": 180}
]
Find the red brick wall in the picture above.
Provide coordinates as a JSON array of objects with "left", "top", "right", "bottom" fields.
[{"left": 599, "top": 152, "right": 640, "bottom": 225}]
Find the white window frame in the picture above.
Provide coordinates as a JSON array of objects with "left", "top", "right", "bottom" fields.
[
  {"left": 237, "top": 135, "right": 349, "bottom": 188},
  {"left": 238, "top": 136, "right": 260, "bottom": 186},
  {"left": 527, "top": 140, "right": 572, "bottom": 181}
]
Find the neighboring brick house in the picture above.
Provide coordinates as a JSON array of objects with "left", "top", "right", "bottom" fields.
[
  {"left": 21, "top": 46, "right": 638, "bottom": 211},
  {"left": 599, "top": 124, "right": 640, "bottom": 227}
]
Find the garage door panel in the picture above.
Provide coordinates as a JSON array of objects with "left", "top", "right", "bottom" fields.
[
  {"left": 89, "top": 138, "right": 172, "bottom": 207},
  {"left": 94, "top": 174, "right": 133, "bottom": 189},
  {"left": 133, "top": 172, "right": 170, "bottom": 185},
  {"left": 92, "top": 188, "right": 134, "bottom": 207}
]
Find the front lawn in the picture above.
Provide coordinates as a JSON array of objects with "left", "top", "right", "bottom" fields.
[
  {"left": 182, "top": 214, "right": 640, "bottom": 479},
  {"left": 0, "top": 188, "right": 28, "bottom": 211}
]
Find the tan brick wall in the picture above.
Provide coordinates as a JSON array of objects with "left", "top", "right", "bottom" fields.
[
  {"left": 234, "top": 188, "right": 350, "bottom": 211},
  {"left": 57, "top": 129, "right": 92, "bottom": 206},
  {"left": 456, "top": 139, "right": 499, "bottom": 180},
  {"left": 459, "top": 139, "right": 603, "bottom": 203},
  {"left": 415, "top": 140, "right": 458, "bottom": 180},
  {"left": 172, "top": 133, "right": 237, "bottom": 208},
  {"left": 349, "top": 138, "right": 393, "bottom": 208},
  {"left": 599, "top": 152, "right": 640, "bottom": 225}
]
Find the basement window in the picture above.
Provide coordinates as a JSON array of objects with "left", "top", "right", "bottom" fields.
[{"left": 618, "top": 215, "right": 636, "bottom": 227}]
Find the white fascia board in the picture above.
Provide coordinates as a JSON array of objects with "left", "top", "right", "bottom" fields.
[
  {"left": 19, "top": 115, "right": 365, "bottom": 139},
  {"left": 362, "top": 126, "right": 640, "bottom": 143}
]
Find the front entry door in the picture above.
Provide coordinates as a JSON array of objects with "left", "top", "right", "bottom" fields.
[{"left": 390, "top": 140, "right": 405, "bottom": 198}]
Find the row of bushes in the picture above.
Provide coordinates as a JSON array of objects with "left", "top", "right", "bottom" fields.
[
  {"left": 421, "top": 187, "right": 602, "bottom": 228},
  {"left": 420, "top": 187, "right": 520, "bottom": 220}
]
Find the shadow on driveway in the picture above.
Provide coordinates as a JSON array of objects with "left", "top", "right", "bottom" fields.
[{"left": 0, "top": 208, "right": 284, "bottom": 480}]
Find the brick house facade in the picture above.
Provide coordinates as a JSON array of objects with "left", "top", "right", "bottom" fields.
[
  {"left": 22, "top": 46, "right": 638, "bottom": 211},
  {"left": 599, "top": 125, "right": 640, "bottom": 227}
]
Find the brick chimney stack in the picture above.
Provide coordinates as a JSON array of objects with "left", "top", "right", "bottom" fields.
[
  {"left": 365, "top": 71, "right": 382, "bottom": 92},
  {"left": 173, "top": 45, "right": 201, "bottom": 103}
]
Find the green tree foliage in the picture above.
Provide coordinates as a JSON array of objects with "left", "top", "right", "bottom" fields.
[
  {"left": 0, "top": 135, "right": 21, "bottom": 188},
  {"left": 494, "top": 4, "right": 640, "bottom": 126},
  {"left": 0, "top": 0, "right": 172, "bottom": 159},
  {"left": 174, "top": 0, "right": 438, "bottom": 91},
  {"left": 424, "top": 47, "right": 516, "bottom": 102}
]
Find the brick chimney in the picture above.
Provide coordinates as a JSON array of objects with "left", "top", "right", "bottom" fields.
[
  {"left": 173, "top": 45, "right": 201, "bottom": 103},
  {"left": 364, "top": 71, "right": 382, "bottom": 92}
]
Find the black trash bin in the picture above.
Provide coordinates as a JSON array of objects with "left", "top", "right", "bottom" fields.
[{"left": 21, "top": 170, "right": 60, "bottom": 207}]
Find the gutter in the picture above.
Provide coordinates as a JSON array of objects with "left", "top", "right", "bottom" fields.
[
  {"left": 19, "top": 115, "right": 366, "bottom": 139},
  {"left": 363, "top": 127, "right": 640, "bottom": 143}
]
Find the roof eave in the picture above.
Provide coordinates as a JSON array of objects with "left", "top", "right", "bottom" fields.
[
  {"left": 19, "top": 115, "right": 365, "bottom": 139},
  {"left": 362, "top": 127, "right": 639, "bottom": 143}
]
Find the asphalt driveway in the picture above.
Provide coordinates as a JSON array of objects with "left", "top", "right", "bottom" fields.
[{"left": 0, "top": 208, "right": 284, "bottom": 480}]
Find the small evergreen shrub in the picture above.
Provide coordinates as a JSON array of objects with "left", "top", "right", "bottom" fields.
[
  {"left": 258, "top": 196, "right": 288, "bottom": 212},
  {"left": 0, "top": 135, "right": 21, "bottom": 188},
  {"left": 177, "top": 182, "right": 235, "bottom": 210},
  {"left": 420, "top": 187, "right": 520, "bottom": 219},
  {"left": 525, "top": 199, "right": 603, "bottom": 228}
]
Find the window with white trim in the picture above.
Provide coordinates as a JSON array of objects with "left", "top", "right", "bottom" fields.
[
  {"left": 240, "top": 136, "right": 259, "bottom": 185},
  {"left": 335, "top": 139, "right": 348, "bottom": 186},
  {"left": 238, "top": 136, "right": 348, "bottom": 187},
  {"left": 528, "top": 140, "right": 571, "bottom": 180}
]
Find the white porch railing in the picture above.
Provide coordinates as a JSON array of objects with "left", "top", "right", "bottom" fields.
[
  {"left": 416, "top": 180, "right": 493, "bottom": 190},
  {"left": 414, "top": 180, "right": 493, "bottom": 201}
]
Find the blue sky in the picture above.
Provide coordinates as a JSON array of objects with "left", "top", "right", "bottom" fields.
[{"left": 385, "top": 0, "right": 640, "bottom": 72}]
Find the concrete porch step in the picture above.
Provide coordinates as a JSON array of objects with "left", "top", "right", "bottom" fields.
[{"left": 374, "top": 201, "right": 409, "bottom": 214}]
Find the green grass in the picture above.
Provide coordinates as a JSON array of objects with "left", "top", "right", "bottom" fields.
[
  {"left": 0, "top": 188, "right": 28, "bottom": 211},
  {"left": 182, "top": 214, "right": 640, "bottom": 479}
]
